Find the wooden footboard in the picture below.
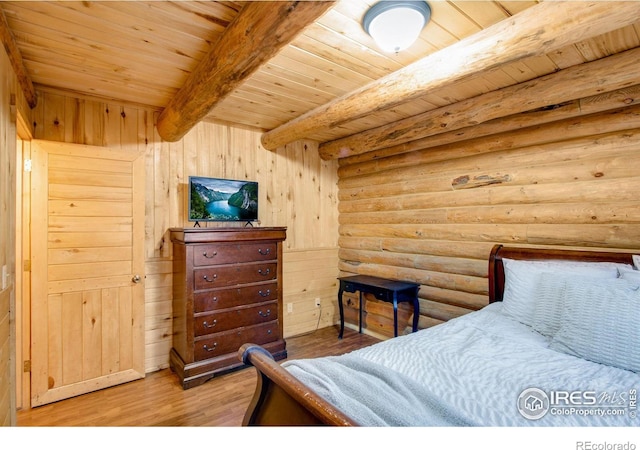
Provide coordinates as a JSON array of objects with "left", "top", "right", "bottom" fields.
[{"left": 238, "top": 343, "right": 358, "bottom": 426}]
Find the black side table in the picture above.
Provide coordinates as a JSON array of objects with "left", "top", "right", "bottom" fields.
[{"left": 337, "top": 275, "right": 420, "bottom": 339}]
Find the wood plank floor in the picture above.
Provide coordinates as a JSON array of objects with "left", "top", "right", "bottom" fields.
[{"left": 16, "top": 326, "right": 379, "bottom": 427}]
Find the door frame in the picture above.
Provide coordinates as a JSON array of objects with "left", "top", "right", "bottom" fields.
[{"left": 15, "top": 113, "right": 33, "bottom": 411}]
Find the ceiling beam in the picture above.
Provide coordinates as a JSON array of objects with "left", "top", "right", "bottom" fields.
[
  {"left": 260, "top": 1, "right": 640, "bottom": 153},
  {"left": 0, "top": 6, "right": 36, "bottom": 108},
  {"left": 156, "top": 1, "right": 335, "bottom": 143}
]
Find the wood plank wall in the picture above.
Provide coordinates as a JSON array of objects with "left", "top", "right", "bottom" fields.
[
  {"left": 0, "top": 45, "right": 20, "bottom": 426},
  {"left": 337, "top": 87, "right": 640, "bottom": 336},
  {"left": 28, "top": 89, "right": 340, "bottom": 374}
]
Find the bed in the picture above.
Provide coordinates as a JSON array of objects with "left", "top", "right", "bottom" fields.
[{"left": 238, "top": 244, "right": 640, "bottom": 426}]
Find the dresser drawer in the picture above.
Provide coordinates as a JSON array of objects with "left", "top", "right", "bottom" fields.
[
  {"left": 194, "top": 262, "right": 277, "bottom": 290},
  {"left": 194, "top": 321, "right": 279, "bottom": 361},
  {"left": 193, "top": 242, "right": 277, "bottom": 266},
  {"left": 194, "top": 302, "right": 278, "bottom": 336},
  {"left": 194, "top": 282, "right": 277, "bottom": 312}
]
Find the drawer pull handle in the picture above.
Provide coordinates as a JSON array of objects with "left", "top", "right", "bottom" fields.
[
  {"left": 267, "top": 329, "right": 272, "bottom": 334},
  {"left": 203, "top": 251, "right": 218, "bottom": 258},
  {"left": 203, "top": 320, "right": 217, "bottom": 329},
  {"left": 203, "top": 274, "right": 217, "bottom": 282},
  {"left": 258, "top": 268, "right": 271, "bottom": 276},
  {"left": 258, "top": 248, "right": 271, "bottom": 256},
  {"left": 258, "top": 309, "right": 271, "bottom": 318},
  {"left": 203, "top": 343, "right": 218, "bottom": 352},
  {"left": 258, "top": 289, "right": 271, "bottom": 297}
]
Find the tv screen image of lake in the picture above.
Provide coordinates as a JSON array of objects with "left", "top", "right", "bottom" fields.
[
  {"left": 206, "top": 200, "right": 251, "bottom": 220},
  {"left": 190, "top": 178, "right": 258, "bottom": 222}
]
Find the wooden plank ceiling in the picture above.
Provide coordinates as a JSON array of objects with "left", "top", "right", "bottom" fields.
[{"left": 2, "top": 1, "right": 640, "bottom": 155}]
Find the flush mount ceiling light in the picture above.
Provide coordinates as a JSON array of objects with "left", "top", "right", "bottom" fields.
[{"left": 363, "top": 1, "right": 431, "bottom": 54}]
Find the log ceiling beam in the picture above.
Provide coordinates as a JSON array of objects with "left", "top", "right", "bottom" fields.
[
  {"left": 156, "top": 1, "right": 335, "bottom": 143},
  {"left": 260, "top": 1, "right": 640, "bottom": 154},
  {"left": 0, "top": 6, "right": 36, "bottom": 108},
  {"left": 321, "top": 46, "right": 640, "bottom": 160}
]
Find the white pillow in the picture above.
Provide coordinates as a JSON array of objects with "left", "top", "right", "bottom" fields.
[
  {"left": 532, "top": 273, "right": 638, "bottom": 338},
  {"left": 549, "top": 280, "right": 640, "bottom": 373},
  {"left": 619, "top": 267, "right": 640, "bottom": 284},
  {"left": 501, "top": 258, "right": 628, "bottom": 327}
]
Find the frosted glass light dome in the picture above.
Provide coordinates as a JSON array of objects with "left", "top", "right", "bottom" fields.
[{"left": 363, "top": 1, "right": 431, "bottom": 53}]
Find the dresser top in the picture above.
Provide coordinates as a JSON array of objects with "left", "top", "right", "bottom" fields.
[{"left": 170, "top": 226, "right": 287, "bottom": 244}]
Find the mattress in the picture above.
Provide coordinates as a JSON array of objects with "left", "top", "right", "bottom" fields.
[{"left": 283, "top": 303, "right": 640, "bottom": 426}]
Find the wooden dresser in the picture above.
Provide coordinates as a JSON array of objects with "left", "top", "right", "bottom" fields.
[{"left": 169, "top": 227, "right": 287, "bottom": 389}]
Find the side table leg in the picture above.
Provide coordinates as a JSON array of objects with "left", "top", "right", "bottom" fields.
[
  {"left": 358, "top": 291, "right": 363, "bottom": 334},
  {"left": 412, "top": 287, "right": 420, "bottom": 333},
  {"left": 338, "top": 286, "right": 345, "bottom": 339},
  {"left": 393, "top": 293, "right": 398, "bottom": 337}
]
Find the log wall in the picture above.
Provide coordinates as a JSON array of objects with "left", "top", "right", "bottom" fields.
[
  {"left": 337, "top": 91, "right": 640, "bottom": 335},
  {"left": 26, "top": 89, "right": 340, "bottom": 376}
]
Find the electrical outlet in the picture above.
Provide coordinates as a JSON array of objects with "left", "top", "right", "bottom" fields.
[
  {"left": 287, "top": 303, "right": 293, "bottom": 313},
  {"left": 314, "top": 298, "right": 321, "bottom": 307}
]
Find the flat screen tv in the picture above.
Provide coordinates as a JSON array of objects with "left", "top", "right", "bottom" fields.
[{"left": 188, "top": 176, "right": 258, "bottom": 223}]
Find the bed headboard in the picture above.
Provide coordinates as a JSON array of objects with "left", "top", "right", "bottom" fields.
[{"left": 488, "top": 244, "right": 636, "bottom": 303}]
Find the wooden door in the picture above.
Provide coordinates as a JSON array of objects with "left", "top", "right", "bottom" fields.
[{"left": 30, "top": 140, "right": 145, "bottom": 407}]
